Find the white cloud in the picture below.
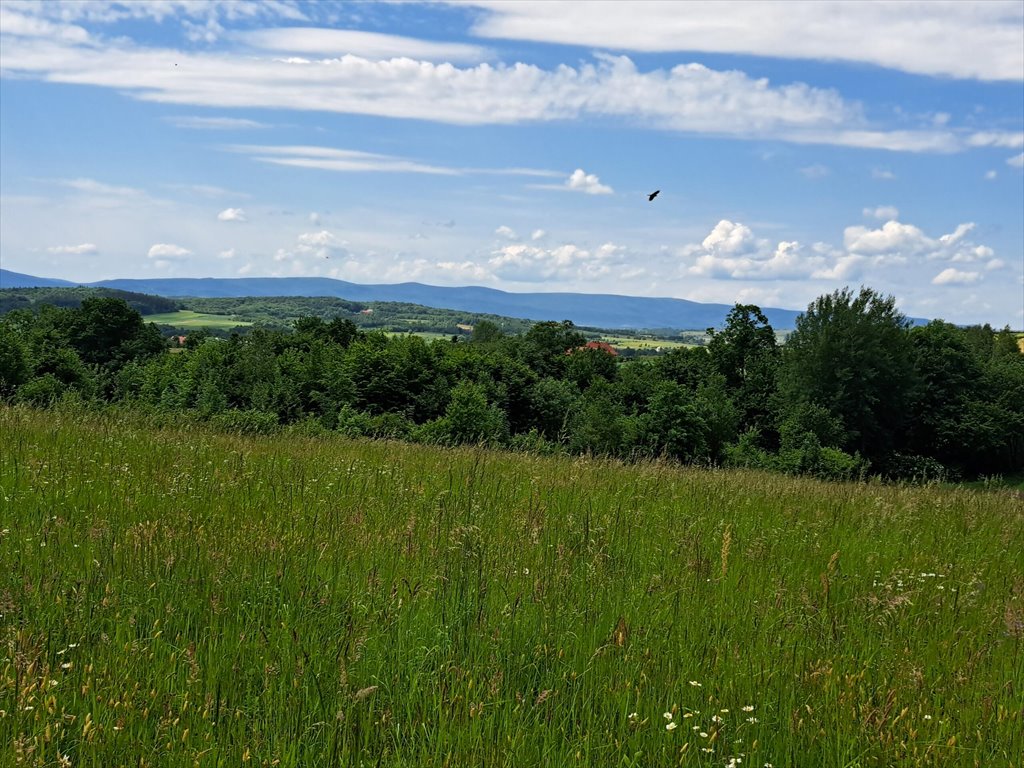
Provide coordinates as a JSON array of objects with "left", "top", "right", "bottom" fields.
[
  {"left": 273, "top": 230, "right": 349, "bottom": 262},
  {"left": 166, "top": 116, "right": 268, "bottom": 130},
  {"left": 966, "top": 131, "right": 1024, "bottom": 148},
  {"left": 309, "top": 212, "right": 321, "bottom": 226},
  {"left": 701, "top": 220, "right": 762, "bottom": 257},
  {"left": 489, "top": 240, "right": 629, "bottom": 282},
  {"left": 863, "top": 205, "right": 900, "bottom": 220},
  {"left": 531, "top": 229, "right": 546, "bottom": 241},
  {"left": 217, "top": 207, "right": 247, "bottom": 222},
  {"left": 147, "top": 243, "right": 191, "bottom": 258},
  {"left": 237, "top": 262, "right": 254, "bottom": 275},
  {"left": 218, "top": 248, "right": 236, "bottom": 259},
  {"left": 872, "top": 168, "right": 896, "bottom": 180},
  {"left": 240, "top": 27, "right": 490, "bottom": 63},
  {"left": 234, "top": 145, "right": 460, "bottom": 175},
  {"left": 57, "top": 177, "right": 144, "bottom": 197},
  {"left": 799, "top": 164, "right": 830, "bottom": 179},
  {"left": 47, "top": 242, "right": 97, "bottom": 255},
  {"left": 464, "top": 1, "right": 1024, "bottom": 81},
  {"left": 0, "top": 29, "right": 973, "bottom": 153},
  {"left": 1008, "top": 153, "right": 1024, "bottom": 168},
  {"left": 565, "top": 169, "right": 613, "bottom": 195},
  {"left": 681, "top": 216, "right": 1002, "bottom": 283},
  {"left": 985, "top": 170, "right": 998, "bottom": 180},
  {"left": 495, "top": 225, "right": 518, "bottom": 240},
  {"left": 986, "top": 259, "right": 1007, "bottom": 271},
  {"left": 932, "top": 268, "right": 981, "bottom": 285}
]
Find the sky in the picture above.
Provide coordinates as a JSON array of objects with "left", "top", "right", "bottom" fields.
[{"left": 1, "top": 0, "right": 1022, "bottom": 326}]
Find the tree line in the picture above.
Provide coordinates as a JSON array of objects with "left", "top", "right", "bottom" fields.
[{"left": 1, "top": 287, "right": 1021, "bottom": 481}]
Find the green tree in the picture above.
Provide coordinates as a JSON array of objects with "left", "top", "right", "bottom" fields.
[
  {"left": 778, "top": 287, "right": 916, "bottom": 462},
  {"left": 707, "top": 304, "right": 779, "bottom": 438}
]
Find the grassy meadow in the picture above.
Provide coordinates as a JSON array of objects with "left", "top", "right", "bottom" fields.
[
  {"left": 1, "top": 407, "right": 1022, "bottom": 767},
  {"left": 146, "top": 311, "right": 253, "bottom": 329}
]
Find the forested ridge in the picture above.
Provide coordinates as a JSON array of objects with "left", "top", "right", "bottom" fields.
[{"left": 1, "top": 286, "right": 1021, "bottom": 481}]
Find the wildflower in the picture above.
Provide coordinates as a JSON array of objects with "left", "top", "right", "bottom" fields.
[
  {"left": 742, "top": 705, "right": 755, "bottom": 712},
  {"left": 61, "top": 662, "right": 72, "bottom": 670},
  {"left": 701, "top": 747, "right": 714, "bottom": 753},
  {"left": 663, "top": 711, "right": 673, "bottom": 720},
  {"left": 699, "top": 731, "right": 708, "bottom": 738},
  {"left": 924, "top": 714, "right": 932, "bottom": 720},
  {"left": 628, "top": 712, "right": 639, "bottom": 722},
  {"left": 689, "top": 680, "right": 702, "bottom": 687},
  {"left": 720, "top": 708, "right": 729, "bottom": 713},
  {"left": 683, "top": 712, "right": 693, "bottom": 718},
  {"left": 746, "top": 717, "right": 758, "bottom": 723},
  {"left": 666, "top": 721, "right": 678, "bottom": 731},
  {"left": 712, "top": 714, "right": 723, "bottom": 723}
]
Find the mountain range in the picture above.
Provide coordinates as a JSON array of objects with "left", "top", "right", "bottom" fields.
[{"left": 2, "top": 269, "right": 812, "bottom": 329}]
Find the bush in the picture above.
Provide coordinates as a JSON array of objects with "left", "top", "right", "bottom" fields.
[
  {"left": 881, "top": 453, "right": 950, "bottom": 483},
  {"left": 15, "top": 374, "right": 67, "bottom": 407}
]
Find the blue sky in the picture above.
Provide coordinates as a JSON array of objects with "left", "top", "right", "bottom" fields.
[{"left": 1, "top": 0, "right": 1022, "bottom": 325}]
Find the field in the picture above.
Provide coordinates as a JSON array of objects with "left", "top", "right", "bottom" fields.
[
  {"left": 1, "top": 408, "right": 1021, "bottom": 767},
  {"left": 147, "top": 310, "right": 253, "bottom": 329}
]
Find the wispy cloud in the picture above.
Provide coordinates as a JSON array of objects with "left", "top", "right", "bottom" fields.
[
  {"left": 47, "top": 242, "right": 97, "bottom": 255},
  {"left": 464, "top": 1, "right": 1024, "bottom": 81},
  {"left": 240, "top": 27, "right": 490, "bottom": 63},
  {"left": 225, "top": 144, "right": 561, "bottom": 177},
  {"left": 165, "top": 116, "right": 269, "bottom": 130},
  {"left": 0, "top": 29, "right": 975, "bottom": 153}
]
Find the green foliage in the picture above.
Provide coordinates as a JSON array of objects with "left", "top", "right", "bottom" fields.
[
  {"left": 417, "top": 381, "right": 508, "bottom": 446},
  {"left": 0, "top": 289, "right": 1019, "bottom": 480},
  {"left": 779, "top": 287, "right": 916, "bottom": 461}
]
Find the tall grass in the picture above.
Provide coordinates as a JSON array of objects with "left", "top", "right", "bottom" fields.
[{"left": 1, "top": 406, "right": 1021, "bottom": 767}]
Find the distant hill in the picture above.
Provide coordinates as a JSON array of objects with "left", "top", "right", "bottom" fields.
[
  {"left": 1, "top": 269, "right": 806, "bottom": 329},
  {"left": 0, "top": 270, "right": 77, "bottom": 289}
]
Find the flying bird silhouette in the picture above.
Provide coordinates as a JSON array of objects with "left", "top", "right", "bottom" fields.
[{"left": 648, "top": 190, "right": 660, "bottom": 201}]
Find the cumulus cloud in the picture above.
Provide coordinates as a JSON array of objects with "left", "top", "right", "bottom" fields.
[
  {"left": 274, "top": 230, "right": 349, "bottom": 263},
  {"left": 147, "top": 243, "right": 191, "bottom": 258},
  {"left": 217, "top": 207, "right": 247, "bottom": 222},
  {"left": 565, "top": 169, "right": 613, "bottom": 195},
  {"left": 932, "top": 268, "right": 981, "bottom": 285},
  {"left": 1008, "top": 153, "right": 1024, "bottom": 168},
  {"left": 489, "top": 240, "right": 630, "bottom": 282},
  {"left": 47, "top": 242, "right": 97, "bottom": 255},
  {"left": 218, "top": 248, "right": 236, "bottom": 259},
  {"left": 531, "top": 229, "right": 546, "bottom": 241},
  {"left": 863, "top": 205, "right": 899, "bottom": 220},
  {"left": 495, "top": 225, "right": 518, "bottom": 240},
  {"left": 681, "top": 216, "right": 1002, "bottom": 283}
]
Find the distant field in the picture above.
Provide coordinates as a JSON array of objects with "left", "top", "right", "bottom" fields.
[
  {"left": 599, "top": 335, "right": 696, "bottom": 350},
  {"left": 2, "top": 407, "right": 1020, "bottom": 767},
  {"left": 147, "top": 310, "right": 253, "bottom": 328}
]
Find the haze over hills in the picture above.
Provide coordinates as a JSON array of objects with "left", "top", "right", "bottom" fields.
[{"left": 1, "top": 269, "right": 808, "bottom": 330}]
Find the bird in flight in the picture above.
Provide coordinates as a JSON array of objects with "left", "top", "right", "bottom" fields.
[{"left": 648, "top": 190, "right": 660, "bottom": 201}]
